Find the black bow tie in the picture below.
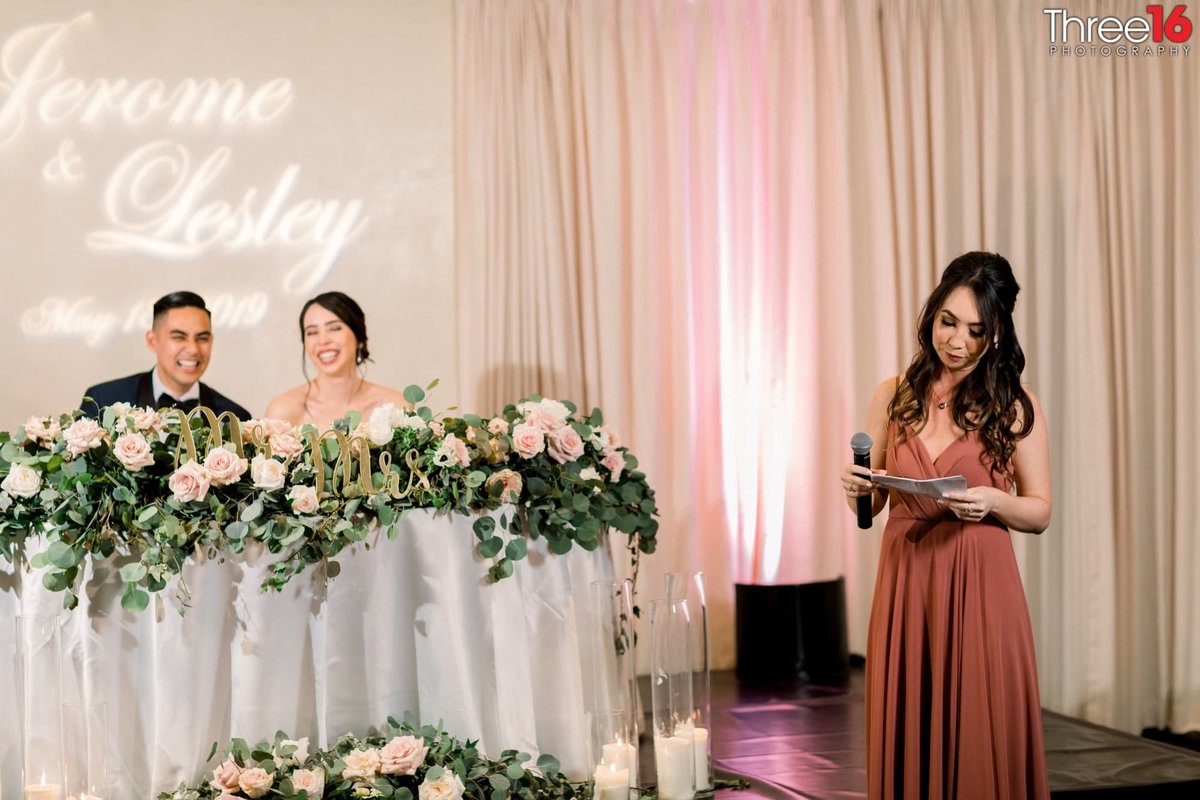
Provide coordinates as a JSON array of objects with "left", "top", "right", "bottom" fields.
[{"left": 157, "top": 394, "right": 199, "bottom": 413}]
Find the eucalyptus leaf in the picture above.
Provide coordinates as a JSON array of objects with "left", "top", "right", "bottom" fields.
[
  {"left": 120, "top": 562, "right": 148, "bottom": 583},
  {"left": 404, "top": 385, "right": 426, "bottom": 404},
  {"left": 504, "top": 538, "right": 527, "bottom": 562},
  {"left": 47, "top": 540, "right": 77, "bottom": 569}
]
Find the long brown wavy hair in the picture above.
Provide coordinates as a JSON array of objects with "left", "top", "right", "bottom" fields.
[{"left": 888, "top": 252, "right": 1034, "bottom": 482}]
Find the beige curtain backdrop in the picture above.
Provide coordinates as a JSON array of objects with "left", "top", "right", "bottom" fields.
[{"left": 454, "top": 0, "right": 1199, "bottom": 734}]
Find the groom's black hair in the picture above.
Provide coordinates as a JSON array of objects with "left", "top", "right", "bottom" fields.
[{"left": 152, "top": 291, "right": 210, "bottom": 323}]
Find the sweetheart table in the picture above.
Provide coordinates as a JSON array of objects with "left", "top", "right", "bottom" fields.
[{"left": 0, "top": 508, "right": 616, "bottom": 798}]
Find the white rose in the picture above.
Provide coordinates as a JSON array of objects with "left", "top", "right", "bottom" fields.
[
  {"left": 418, "top": 770, "right": 466, "bottom": 800},
  {"left": 367, "top": 418, "right": 394, "bottom": 446},
  {"left": 291, "top": 767, "right": 325, "bottom": 798},
  {"left": 340, "top": 748, "right": 381, "bottom": 782},
  {"left": 1, "top": 464, "right": 41, "bottom": 498},
  {"left": 288, "top": 484, "right": 320, "bottom": 514},
  {"left": 203, "top": 447, "right": 248, "bottom": 486},
  {"left": 579, "top": 467, "right": 601, "bottom": 482},
  {"left": 277, "top": 737, "right": 310, "bottom": 766},
  {"left": 113, "top": 433, "right": 155, "bottom": 472},
  {"left": 22, "top": 415, "right": 62, "bottom": 445},
  {"left": 401, "top": 413, "right": 427, "bottom": 431},
  {"left": 63, "top": 418, "right": 107, "bottom": 457},
  {"left": 251, "top": 455, "right": 287, "bottom": 490},
  {"left": 237, "top": 767, "right": 273, "bottom": 799}
]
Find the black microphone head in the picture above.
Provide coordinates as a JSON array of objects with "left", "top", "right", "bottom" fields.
[{"left": 850, "top": 432, "right": 873, "bottom": 455}]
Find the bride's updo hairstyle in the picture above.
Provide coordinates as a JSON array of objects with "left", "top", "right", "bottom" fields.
[{"left": 298, "top": 291, "right": 371, "bottom": 365}]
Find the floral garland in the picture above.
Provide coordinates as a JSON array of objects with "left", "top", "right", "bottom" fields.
[
  {"left": 156, "top": 714, "right": 581, "bottom": 800},
  {"left": 0, "top": 384, "right": 658, "bottom": 612}
]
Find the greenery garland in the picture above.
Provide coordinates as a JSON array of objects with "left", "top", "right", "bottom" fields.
[
  {"left": 156, "top": 714, "right": 580, "bottom": 800},
  {"left": 0, "top": 383, "right": 658, "bottom": 612}
]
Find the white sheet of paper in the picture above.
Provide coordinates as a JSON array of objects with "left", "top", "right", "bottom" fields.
[{"left": 871, "top": 473, "right": 967, "bottom": 499}]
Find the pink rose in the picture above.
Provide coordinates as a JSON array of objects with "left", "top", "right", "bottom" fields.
[
  {"left": 291, "top": 767, "right": 325, "bottom": 797},
  {"left": 511, "top": 423, "right": 545, "bottom": 459},
  {"left": 487, "top": 417, "right": 508, "bottom": 436},
  {"left": 169, "top": 460, "right": 212, "bottom": 503},
  {"left": 203, "top": 447, "right": 248, "bottom": 486},
  {"left": 433, "top": 434, "right": 470, "bottom": 469},
  {"left": 238, "top": 767, "right": 274, "bottom": 798},
  {"left": 547, "top": 427, "right": 585, "bottom": 464},
  {"left": 113, "top": 433, "right": 155, "bottom": 471},
  {"left": 63, "top": 418, "right": 107, "bottom": 456},
  {"left": 22, "top": 415, "right": 61, "bottom": 445},
  {"left": 210, "top": 757, "right": 243, "bottom": 793},
  {"left": 269, "top": 432, "right": 304, "bottom": 458},
  {"left": 379, "top": 735, "right": 429, "bottom": 776},
  {"left": 428, "top": 420, "right": 445, "bottom": 438},
  {"left": 524, "top": 409, "right": 564, "bottom": 433},
  {"left": 340, "top": 748, "right": 381, "bottom": 782},
  {"left": 601, "top": 449, "right": 624, "bottom": 482},
  {"left": 486, "top": 469, "right": 523, "bottom": 503},
  {"left": 288, "top": 485, "right": 320, "bottom": 514}
]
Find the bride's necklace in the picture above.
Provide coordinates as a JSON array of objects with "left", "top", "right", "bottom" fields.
[{"left": 932, "top": 385, "right": 951, "bottom": 410}]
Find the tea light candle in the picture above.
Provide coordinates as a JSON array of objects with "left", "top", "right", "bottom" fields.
[
  {"left": 601, "top": 740, "right": 639, "bottom": 786},
  {"left": 24, "top": 784, "right": 63, "bottom": 800},
  {"left": 690, "top": 726, "right": 711, "bottom": 790},
  {"left": 653, "top": 735, "right": 694, "bottom": 800},
  {"left": 593, "top": 762, "right": 630, "bottom": 800}
]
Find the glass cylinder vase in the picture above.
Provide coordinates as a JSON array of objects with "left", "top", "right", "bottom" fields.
[
  {"left": 589, "top": 579, "right": 640, "bottom": 751},
  {"left": 587, "top": 709, "right": 639, "bottom": 797},
  {"left": 16, "top": 614, "right": 65, "bottom": 800},
  {"left": 666, "top": 571, "right": 713, "bottom": 796},
  {"left": 649, "top": 598, "right": 694, "bottom": 800},
  {"left": 63, "top": 701, "right": 109, "bottom": 800}
]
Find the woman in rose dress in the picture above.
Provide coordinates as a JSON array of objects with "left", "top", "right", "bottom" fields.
[
  {"left": 841, "top": 252, "right": 1052, "bottom": 799},
  {"left": 265, "top": 292, "right": 407, "bottom": 429}
]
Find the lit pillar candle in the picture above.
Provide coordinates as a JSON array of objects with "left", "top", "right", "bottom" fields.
[
  {"left": 601, "top": 741, "right": 639, "bottom": 787},
  {"left": 593, "top": 762, "right": 630, "bottom": 800},
  {"left": 690, "top": 726, "right": 711, "bottom": 790},
  {"left": 24, "top": 785, "right": 63, "bottom": 800},
  {"left": 653, "top": 735, "right": 694, "bottom": 800}
]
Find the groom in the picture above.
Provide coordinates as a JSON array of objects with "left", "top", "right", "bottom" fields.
[{"left": 80, "top": 291, "right": 252, "bottom": 420}]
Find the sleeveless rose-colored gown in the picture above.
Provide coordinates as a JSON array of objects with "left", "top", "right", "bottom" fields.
[{"left": 866, "top": 424, "right": 1050, "bottom": 799}]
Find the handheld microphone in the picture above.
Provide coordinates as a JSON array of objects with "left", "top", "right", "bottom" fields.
[{"left": 850, "top": 432, "right": 873, "bottom": 529}]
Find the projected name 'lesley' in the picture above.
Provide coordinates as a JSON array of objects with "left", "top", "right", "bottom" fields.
[{"left": 1, "top": 13, "right": 368, "bottom": 295}]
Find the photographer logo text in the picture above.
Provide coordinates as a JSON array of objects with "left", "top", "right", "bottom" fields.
[{"left": 1045, "top": 5, "right": 1192, "bottom": 57}]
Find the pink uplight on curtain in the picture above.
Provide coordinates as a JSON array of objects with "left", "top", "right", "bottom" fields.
[{"left": 688, "top": 0, "right": 835, "bottom": 586}]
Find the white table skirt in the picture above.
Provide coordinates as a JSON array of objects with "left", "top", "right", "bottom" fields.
[{"left": 0, "top": 508, "right": 616, "bottom": 798}]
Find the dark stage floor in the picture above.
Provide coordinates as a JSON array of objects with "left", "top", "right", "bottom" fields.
[{"left": 636, "top": 670, "right": 1200, "bottom": 799}]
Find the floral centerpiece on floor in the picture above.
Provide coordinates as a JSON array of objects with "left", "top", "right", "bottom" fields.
[
  {"left": 157, "top": 714, "right": 580, "bottom": 800},
  {"left": 0, "top": 383, "right": 658, "bottom": 612}
]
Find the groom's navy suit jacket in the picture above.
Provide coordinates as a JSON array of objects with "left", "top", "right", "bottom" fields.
[{"left": 80, "top": 370, "right": 252, "bottom": 421}]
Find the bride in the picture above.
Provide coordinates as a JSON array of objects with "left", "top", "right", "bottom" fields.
[{"left": 264, "top": 291, "right": 408, "bottom": 430}]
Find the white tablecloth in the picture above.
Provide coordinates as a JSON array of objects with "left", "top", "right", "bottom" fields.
[{"left": 0, "top": 508, "right": 615, "bottom": 798}]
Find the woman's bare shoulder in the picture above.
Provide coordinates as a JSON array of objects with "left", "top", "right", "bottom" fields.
[{"left": 264, "top": 384, "right": 309, "bottom": 422}]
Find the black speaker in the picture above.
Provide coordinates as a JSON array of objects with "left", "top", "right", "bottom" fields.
[{"left": 735, "top": 577, "right": 850, "bottom": 685}]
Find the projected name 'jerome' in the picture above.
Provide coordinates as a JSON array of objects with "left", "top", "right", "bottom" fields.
[{"left": 1, "top": 13, "right": 369, "bottom": 294}]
